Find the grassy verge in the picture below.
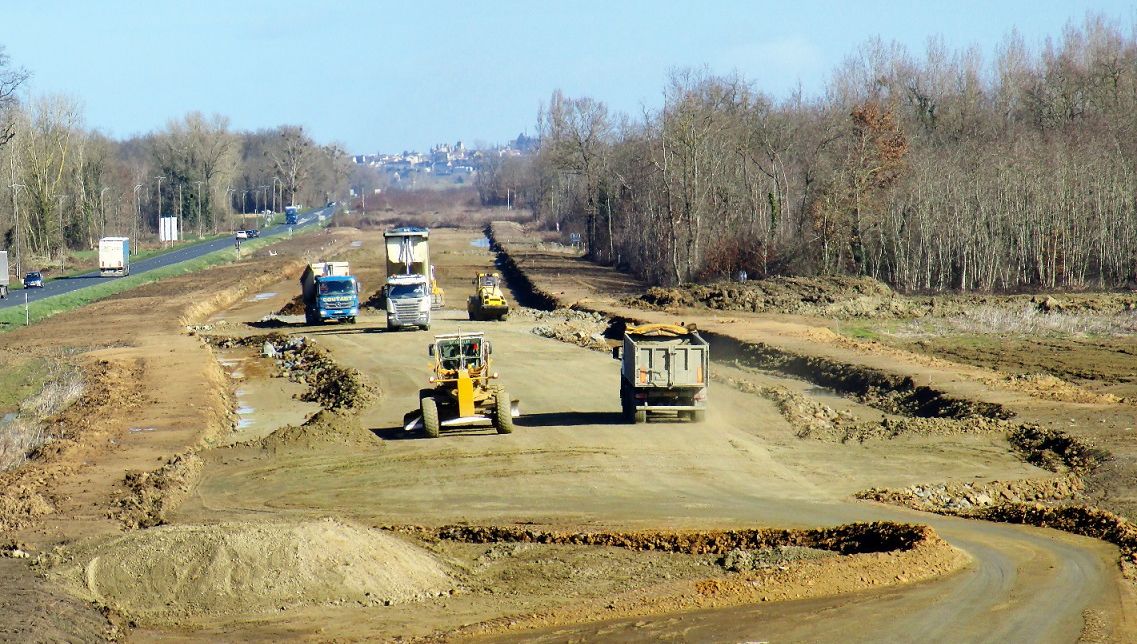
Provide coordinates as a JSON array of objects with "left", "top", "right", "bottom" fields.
[
  {"left": 0, "top": 231, "right": 307, "bottom": 332},
  {"left": 0, "top": 356, "right": 53, "bottom": 413}
]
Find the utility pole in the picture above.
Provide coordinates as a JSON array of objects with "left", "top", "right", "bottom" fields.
[
  {"left": 177, "top": 183, "right": 183, "bottom": 242},
  {"left": 194, "top": 181, "right": 204, "bottom": 238},
  {"left": 9, "top": 183, "right": 25, "bottom": 276},
  {"left": 155, "top": 175, "right": 165, "bottom": 242},
  {"left": 133, "top": 184, "right": 143, "bottom": 254},
  {"left": 99, "top": 187, "right": 110, "bottom": 238},
  {"left": 57, "top": 194, "right": 68, "bottom": 273}
]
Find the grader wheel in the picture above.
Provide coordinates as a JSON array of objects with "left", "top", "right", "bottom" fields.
[
  {"left": 493, "top": 389, "right": 514, "bottom": 434},
  {"left": 421, "top": 396, "right": 440, "bottom": 438}
]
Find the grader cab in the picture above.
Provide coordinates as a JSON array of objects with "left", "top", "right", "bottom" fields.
[
  {"left": 404, "top": 331, "right": 519, "bottom": 438},
  {"left": 467, "top": 272, "right": 510, "bottom": 321}
]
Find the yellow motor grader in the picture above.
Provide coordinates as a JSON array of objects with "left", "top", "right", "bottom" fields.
[
  {"left": 467, "top": 272, "right": 510, "bottom": 321},
  {"left": 404, "top": 331, "right": 519, "bottom": 438}
]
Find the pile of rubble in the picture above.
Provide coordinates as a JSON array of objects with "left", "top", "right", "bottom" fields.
[
  {"left": 632, "top": 276, "right": 918, "bottom": 319},
  {"left": 856, "top": 474, "right": 1084, "bottom": 513},
  {"left": 1008, "top": 425, "right": 1108, "bottom": 474},
  {"left": 260, "top": 336, "right": 375, "bottom": 411},
  {"left": 718, "top": 545, "right": 837, "bottom": 572},
  {"left": 725, "top": 376, "right": 1013, "bottom": 443},
  {"left": 208, "top": 334, "right": 376, "bottom": 411},
  {"left": 522, "top": 308, "right": 611, "bottom": 352}
]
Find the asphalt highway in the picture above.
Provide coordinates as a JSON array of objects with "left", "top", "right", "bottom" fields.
[{"left": 0, "top": 205, "right": 333, "bottom": 310}]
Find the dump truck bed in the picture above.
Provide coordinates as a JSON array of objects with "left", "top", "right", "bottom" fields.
[{"left": 620, "top": 324, "right": 709, "bottom": 389}]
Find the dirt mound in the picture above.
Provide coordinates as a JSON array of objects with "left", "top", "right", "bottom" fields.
[
  {"left": 525, "top": 308, "right": 610, "bottom": 351},
  {"left": 257, "top": 409, "right": 376, "bottom": 451},
  {"left": 113, "top": 452, "right": 204, "bottom": 529},
  {"left": 633, "top": 276, "right": 913, "bottom": 319},
  {"left": 393, "top": 521, "right": 939, "bottom": 555},
  {"left": 857, "top": 474, "right": 1084, "bottom": 513},
  {"left": 276, "top": 294, "right": 305, "bottom": 315},
  {"left": 724, "top": 376, "right": 1012, "bottom": 443},
  {"left": 980, "top": 373, "right": 1123, "bottom": 405},
  {"left": 209, "top": 334, "right": 377, "bottom": 411},
  {"left": 0, "top": 486, "right": 54, "bottom": 531},
  {"left": 1009, "top": 425, "right": 1108, "bottom": 474},
  {"left": 54, "top": 519, "right": 454, "bottom": 623}
]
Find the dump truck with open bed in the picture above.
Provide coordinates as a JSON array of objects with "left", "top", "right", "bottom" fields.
[
  {"left": 301, "top": 261, "right": 360, "bottom": 324},
  {"left": 613, "top": 323, "right": 709, "bottom": 423}
]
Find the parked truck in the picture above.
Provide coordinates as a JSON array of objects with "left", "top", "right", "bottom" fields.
[
  {"left": 98, "top": 237, "right": 130, "bottom": 277},
  {"left": 383, "top": 227, "right": 434, "bottom": 330},
  {"left": 613, "top": 323, "right": 709, "bottom": 423},
  {"left": 301, "top": 261, "right": 360, "bottom": 325},
  {"left": 0, "top": 250, "right": 8, "bottom": 298},
  {"left": 285, "top": 205, "right": 299, "bottom": 225}
]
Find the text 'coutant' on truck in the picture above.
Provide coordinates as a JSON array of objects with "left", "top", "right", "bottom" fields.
[{"left": 301, "top": 261, "right": 360, "bottom": 325}]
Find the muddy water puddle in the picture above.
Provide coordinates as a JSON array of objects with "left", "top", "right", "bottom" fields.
[
  {"left": 216, "top": 349, "right": 319, "bottom": 445},
  {"left": 470, "top": 237, "right": 491, "bottom": 248}
]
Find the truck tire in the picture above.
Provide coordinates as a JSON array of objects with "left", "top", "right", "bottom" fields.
[
  {"left": 494, "top": 389, "right": 514, "bottom": 434},
  {"left": 421, "top": 396, "right": 440, "bottom": 438},
  {"left": 691, "top": 410, "right": 706, "bottom": 423},
  {"left": 422, "top": 324, "right": 430, "bottom": 331},
  {"left": 348, "top": 316, "right": 357, "bottom": 324},
  {"left": 620, "top": 389, "right": 635, "bottom": 423}
]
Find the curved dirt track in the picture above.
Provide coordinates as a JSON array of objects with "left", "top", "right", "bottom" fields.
[{"left": 175, "top": 228, "right": 1132, "bottom": 640}]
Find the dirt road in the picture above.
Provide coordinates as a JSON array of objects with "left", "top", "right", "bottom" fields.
[
  {"left": 162, "top": 228, "right": 1129, "bottom": 640},
  {"left": 2, "top": 224, "right": 1132, "bottom": 641}
]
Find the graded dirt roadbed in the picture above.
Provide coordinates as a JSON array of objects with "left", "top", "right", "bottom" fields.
[
  {"left": 0, "top": 223, "right": 1132, "bottom": 641},
  {"left": 166, "top": 228, "right": 1131, "bottom": 640}
]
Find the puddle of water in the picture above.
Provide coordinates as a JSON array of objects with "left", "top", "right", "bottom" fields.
[
  {"left": 237, "top": 405, "right": 255, "bottom": 415},
  {"left": 248, "top": 292, "right": 278, "bottom": 302},
  {"left": 237, "top": 418, "right": 255, "bottom": 429},
  {"left": 129, "top": 427, "right": 156, "bottom": 433},
  {"left": 1, "top": 412, "right": 16, "bottom": 424},
  {"left": 470, "top": 237, "right": 491, "bottom": 248},
  {"left": 230, "top": 371, "right": 245, "bottom": 379},
  {"left": 350, "top": 240, "right": 363, "bottom": 247}
]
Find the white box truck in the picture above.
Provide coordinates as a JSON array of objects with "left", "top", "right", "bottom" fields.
[
  {"left": 99, "top": 237, "right": 130, "bottom": 277},
  {"left": 0, "top": 250, "right": 8, "bottom": 298}
]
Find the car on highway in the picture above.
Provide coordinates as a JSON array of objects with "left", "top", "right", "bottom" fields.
[
  {"left": 23, "top": 271, "right": 43, "bottom": 288},
  {"left": 246, "top": 228, "right": 260, "bottom": 238},
  {"left": 236, "top": 230, "right": 249, "bottom": 240}
]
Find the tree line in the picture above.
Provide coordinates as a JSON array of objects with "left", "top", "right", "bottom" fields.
[
  {"left": 496, "top": 15, "right": 1137, "bottom": 292},
  {"left": 0, "top": 47, "right": 351, "bottom": 270}
]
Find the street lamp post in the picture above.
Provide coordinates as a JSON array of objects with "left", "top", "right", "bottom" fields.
[
  {"left": 273, "top": 177, "right": 283, "bottom": 214},
  {"left": 155, "top": 175, "right": 165, "bottom": 242},
  {"left": 225, "top": 187, "right": 236, "bottom": 231},
  {"left": 9, "top": 183, "right": 26, "bottom": 276},
  {"left": 194, "top": 181, "right": 204, "bottom": 238},
  {"left": 99, "top": 186, "right": 110, "bottom": 238},
  {"left": 133, "top": 184, "right": 143, "bottom": 253},
  {"left": 57, "top": 194, "right": 68, "bottom": 273},
  {"left": 242, "top": 190, "right": 250, "bottom": 215}
]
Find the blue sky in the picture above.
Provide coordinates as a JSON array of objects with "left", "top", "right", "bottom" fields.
[{"left": 3, "top": 1, "right": 1135, "bottom": 152}]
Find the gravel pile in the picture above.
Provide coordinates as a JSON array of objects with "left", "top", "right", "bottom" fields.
[
  {"left": 857, "top": 473, "right": 1084, "bottom": 513},
  {"left": 719, "top": 545, "right": 837, "bottom": 572}
]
